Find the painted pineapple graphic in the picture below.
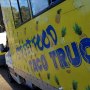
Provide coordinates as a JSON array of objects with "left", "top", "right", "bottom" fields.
[
  {"left": 60, "top": 27, "right": 66, "bottom": 44},
  {"left": 36, "top": 21, "right": 39, "bottom": 31},
  {"left": 55, "top": 76, "right": 60, "bottom": 86},
  {"left": 86, "top": 86, "right": 90, "bottom": 90},
  {"left": 72, "top": 80, "right": 78, "bottom": 90},
  {"left": 73, "top": 23, "right": 87, "bottom": 39},
  {"left": 55, "top": 9, "right": 62, "bottom": 24}
]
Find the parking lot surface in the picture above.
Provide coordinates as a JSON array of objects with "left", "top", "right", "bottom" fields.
[{"left": 0, "top": 66, "right": 30, "bottom": 90}]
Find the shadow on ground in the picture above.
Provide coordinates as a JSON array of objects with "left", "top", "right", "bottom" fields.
[{"left": 0, "top": 66, "right": 30, "bottom": 90}]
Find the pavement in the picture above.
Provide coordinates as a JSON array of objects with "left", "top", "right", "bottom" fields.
[{"left": 0, "top": 66, "right": 30, "bottom": 90}]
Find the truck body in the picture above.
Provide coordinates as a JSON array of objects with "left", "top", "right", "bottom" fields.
[
  {"left": 0, "top": 43, "right": 6, "bottom": 66},
  {"left": 0, "top": 5, "right": 7, "bottom": 66},
  {"left": 1, "top": 0, "right": 90, "bottom": 90}
]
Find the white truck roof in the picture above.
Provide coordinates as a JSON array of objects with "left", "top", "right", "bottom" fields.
[{"left": 0, "top": 31, "right": 6, "bottom": 46}]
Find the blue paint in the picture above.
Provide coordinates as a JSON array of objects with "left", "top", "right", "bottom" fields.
[
  {"left": 80, "top": 38, "right": 90, "bottom": 64},
  {"left": 16, "top": 25, "right": 57, "bottom": 51},
  {"left": 29, "top": 61, "right": 33, "bottom": 70},
  {"left": 49, "top": 48, "right": 70, "bottom": 69},
  {"left": 46, "top": 25, "right": 57, "bottom": 45},
  {"left": 16, "top": 46, "right": 22, "bottom": 52},
  {"left": 42, "top": 30, "right": 50, "bottom": 48},
  {"left": 65, "top": 42, "right": 82, "bottom": 67},
  {"left": 56, "top": 48, "right": 70, "bottom": 68},
  {"left": 32, "top": 36, "right": 37, "bottom": 48},
  {"left": 36, "top": 58, "right": 43, "bottom": 71},
  {"left": 29, "top": 55, "right": 48, "bottom": 72},
  {"left": 41, "top": 55, "right": 48, "bottom": 71},
  {"left": 49, "top": 38, "right": 90, "bottom": 69},
  {"left": 26, "top": 39, "right": 31, "bottom": 45},
  {"left": 36, "top": 34, "right": 44, "bottom": 50},
  {"left": 15, "top": 24, "right": 90, "bottom": 69},
  {"left": 34, "top": 25, "right": 57, "bottom": 50},
  {"left": 23, "top": 43, "right": 27, "bottom": 48},
  {"left": 49, "top": 51, "right": 59, "bottom": 69},
  {"left": 33, "top": 59, "right": 38, "bottom": 72}
]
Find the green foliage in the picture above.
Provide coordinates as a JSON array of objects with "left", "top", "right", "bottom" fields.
[
  {"left": 86, "top": 85, "right": 90, "bottom": 90},
  {"left": 73, "top": 23, "right": 82, "bottom": 35},
  {"left": 72, "top": 80, "right": 78, "bottom": 90},
  {"left": 61, "top": 27, "right": 66, "bottom": 37},
  {"left": 12, "top": 6, "right": 30, "bottom": 27}
]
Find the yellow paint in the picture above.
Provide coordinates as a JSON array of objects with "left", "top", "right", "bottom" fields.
[
  {"left": 0, "top": 52, "right": 6, "bottom": 56},
  {"left": 0, "top": 0, "right": 90, "bottom": 90}
]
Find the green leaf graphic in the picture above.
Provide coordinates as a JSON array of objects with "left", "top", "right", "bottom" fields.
[
  {"left": 55, "top": 76, "right": 59, "bottom": 85},
  {"left": 86, "top": 85, "right": 90, "bottom": 90},
  {"left": 73, "top": 23, "right": 82, "bottom": 35},
  {"left": 47, "top": 73, "right": 50, "bottom": 80},
  {"left": 72, "top": 80, "right": 78, "bottom": 90},
  {"left": 61, "top": 27, "right": 66, "bottom": 37}
]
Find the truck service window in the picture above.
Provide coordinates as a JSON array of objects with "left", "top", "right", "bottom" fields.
[
  {"left": 19, "top": 0, "right": 31, "bottom": 22},
  {"left": 30, "top": 0, "right": 49, "bottom": 16},
  {"left": 10, "top": 0, "right": 21, "bottom": 27}
]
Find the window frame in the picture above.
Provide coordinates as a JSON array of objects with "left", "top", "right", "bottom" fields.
[
  {"left": 9, "top": 0, "right": 31, "bottom": 28},
  {"left": 9, "top": 0, "right": 22, "bottom": 28},
  {"left": 30, "top": 0, "right": 65, "bottom": 18},
  {"left": 9, "top": 0, "right": 65, "bottom": 28},
  {"left": 18, "top": 0, "right": 31, "bottom": 22},
  {"left": 30, "top": 0, "right": 49, "bottom": 17}
]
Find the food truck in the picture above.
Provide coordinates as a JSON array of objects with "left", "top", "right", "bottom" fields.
[{"left": 1, "top": 0, "right": 90, "bottom": 90}]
